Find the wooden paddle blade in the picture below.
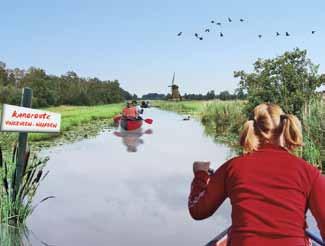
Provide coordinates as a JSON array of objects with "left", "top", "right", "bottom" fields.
[{"left": 144, "top": 119, "right": 153, "bottom": 124}]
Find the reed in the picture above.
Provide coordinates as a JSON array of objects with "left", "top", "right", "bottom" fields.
[
  {"left": 200, "top": 101, "right": 246, "bottom": 146},
  {"left": 0, "top": 145, "right": 52, "bottom": 226},
  {"left": 302, "top": 98, "right": 325, "bottom": 169}
]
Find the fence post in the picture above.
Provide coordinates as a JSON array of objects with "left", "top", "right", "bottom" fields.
[{"left": 13, "top": 87, "right": 33, "bottom": 201}]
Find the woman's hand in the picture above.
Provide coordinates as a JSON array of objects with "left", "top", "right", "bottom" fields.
[{"left": 193, "top": 161, "right": 210, "bottom": 174}]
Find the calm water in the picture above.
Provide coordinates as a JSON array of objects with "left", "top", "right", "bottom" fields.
[
  {"left": 6, "top": 108, "right": 317, "bottom": 245},
  {"left": 27, "top": 108, "right": 234, "bottom": 246}
]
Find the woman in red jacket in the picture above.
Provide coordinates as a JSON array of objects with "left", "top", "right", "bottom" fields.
[{"left": 188, "top": 103, "right": 325, "bottom": 246}]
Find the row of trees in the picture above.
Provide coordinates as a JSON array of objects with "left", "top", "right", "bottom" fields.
[
  {"left": 0, "top": 64, "right": 135, "bottom": 107},
  {"left": 182, "top": 90, "right": 244, "bottom": 100},
  {"left": 141, "top": 90, "right": 243, "bottom": 101}
]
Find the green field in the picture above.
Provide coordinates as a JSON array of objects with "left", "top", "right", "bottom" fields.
[{"left": 0, "top": 104, "right": 123, "bottom": 151}]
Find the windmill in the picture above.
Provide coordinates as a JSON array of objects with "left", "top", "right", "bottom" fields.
[{"left": 168, "top": 72, "right": 181, "bottom": 101}]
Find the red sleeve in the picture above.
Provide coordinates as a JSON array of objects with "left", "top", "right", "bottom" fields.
[
  {"left": 308, "top": 171, "right": 325, "bottom": 241},
  {"left": 188, "top": 162, "right": 229, "bottom": 220}
]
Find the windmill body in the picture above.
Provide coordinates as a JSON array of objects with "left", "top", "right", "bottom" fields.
[{"left": 168, "top": 72, "right": 182, "bottom": 101}]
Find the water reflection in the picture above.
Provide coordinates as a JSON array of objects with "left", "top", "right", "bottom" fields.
[
  {"left": 28, "top": 109, "right": 233, "bottom": 246},
  {"left": 113, "top": 128, "right": 153, "bottom": 152},
  {"left": 0, "top": 224, "right": 25, "bottom": 246},
  {"left": 0, "top": 224, "right": 52, "bottom": 246}
]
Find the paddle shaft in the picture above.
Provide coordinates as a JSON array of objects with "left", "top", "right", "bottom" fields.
[{"left": 306, "top": 230, "right": 325, "bottom": 246}]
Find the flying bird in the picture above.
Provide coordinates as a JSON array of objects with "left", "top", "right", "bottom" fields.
[
  {"left": 312, "top": 31, "right": 316, "bottom": 34},
  {"left": 286, "top": 32, "right": 290, "bottom": 37},
  {"left": 195, "top": 33, "right": 199, "bottom": 38},
  {"left": 211, "top": 20, "right": 215, "bottom": 24},
  {"left": 276, "top": 32, "right": 280, "bottom": 36},
  {"left": 228, "top": 17, "right": 232, "bottom": 22},
  {"left": 177, "top": 32, "right": 182, "bottom": 36},
  {"left": 258, "top": 34, "right": 262, "bottom": 39},
  {"left": 220, "top": 32, "right": 224, "bottom": 37},
  {"left": 240, "top": 19, "right": 245, "bottom": 22},
  {"left": 216, "top": 22, "right": 222, "bottom": 26},
  {"left": 199, "top": 37, "right": 203, "bottom": 40},
  {"left": 205, "top": 29, "right": 210, "bottom": 32}
]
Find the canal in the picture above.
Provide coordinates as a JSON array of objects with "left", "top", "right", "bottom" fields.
[{"left": 27, "top": 108, "right": 233, "bottom": 245}]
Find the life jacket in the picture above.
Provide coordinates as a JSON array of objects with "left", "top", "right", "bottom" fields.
[{"left": 122, "top": 107, "right": 137, "bottom": 118}]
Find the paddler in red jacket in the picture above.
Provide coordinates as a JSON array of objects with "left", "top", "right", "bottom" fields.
[
  {"left": 188, "top": 103, "right": 325, "bottom": 246},
  {"left": 122, "top": 101, "right": 139, "bottom": 119}
]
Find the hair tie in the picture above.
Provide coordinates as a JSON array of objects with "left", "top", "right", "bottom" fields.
[{"left": 280, "top": 114, "right": 288, "bottom": 121}]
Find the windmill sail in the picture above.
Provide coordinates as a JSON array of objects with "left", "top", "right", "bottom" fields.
[{"left": 172, "top": 72, "right": 175, "bottom": 86}]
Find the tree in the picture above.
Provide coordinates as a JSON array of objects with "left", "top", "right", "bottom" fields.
[
  {"left": 0, "top": 63, "right": 133, "bottom": 106},
  {"left": 0, "top": 67, "right": 8, "bottom": 86},
  {"left": 234, "top": 48, "right": 325, "bottom": 117},
  {"left": 219, "top": 91, "right": 231, "bottom": 101},
  {"left": 8, "top": 73, "right": 16, "bottom": 86},
  {"left": 142, "top": 93, "right": 166, "bottom": 100},
  {"left": 206, "top": 90, "right": 216, "bottom": 100}
]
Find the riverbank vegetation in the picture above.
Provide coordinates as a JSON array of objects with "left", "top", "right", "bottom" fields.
[
  {"left": 153, "top": 48, "right": 325, "bottom": 170},
  {"left": 0, "top": 62, "right": 135, "bottom": 108},
  {"left": 152, "top": 100, "right": 246, "bottom": 145},
  {"left": 0, "top": 147, "right": 50, "bottom": 226}
]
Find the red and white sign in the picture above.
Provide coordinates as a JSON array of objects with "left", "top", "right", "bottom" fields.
[{"left": 0, "top": 104, "right": 61, "bottom": 133}]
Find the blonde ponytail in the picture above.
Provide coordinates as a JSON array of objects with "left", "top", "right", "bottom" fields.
[
  {"left": 240, "top": 103, "right": 303, "bottom": 153},
  {"left": 240, "top": 120, "right": 259, "bottom": 153},
  {"left": 282, "top": 114, "right": 303, "bottom": 150}
]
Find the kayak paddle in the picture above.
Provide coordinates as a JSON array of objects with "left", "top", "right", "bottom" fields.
[
  {"left": 206, "top": 227, "right": 324, "bottom": 246},
  {"left": 144, "top": 118, "right": 153, "bottom": 124},
  {"left": 114, "top": 115, "right": 153, "bottom": 125}
]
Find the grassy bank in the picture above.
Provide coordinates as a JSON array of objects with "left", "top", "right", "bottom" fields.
[
  {"left": 152, "top": 100, "right": 325, "bottom": 170},
  {"left": 0, "top": 104, "right": 123, "bottom": 151}
]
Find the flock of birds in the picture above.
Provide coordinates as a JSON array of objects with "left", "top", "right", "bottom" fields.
[{"left": 177, "top": 17, "right": 317, "bottom": 40}]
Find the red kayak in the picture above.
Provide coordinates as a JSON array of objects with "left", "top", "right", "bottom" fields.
[
  {"left": 206, "top": 228, "right": 322, "bottom": 246},
  {"left": 206, "top": 228, "right": 228, "bottom": 246},
  {"left": 120, "top": 118, "right": 143, "bottom": 131},
  {"left": 113, "top": 115, "right": 153, "bottom": 131}
]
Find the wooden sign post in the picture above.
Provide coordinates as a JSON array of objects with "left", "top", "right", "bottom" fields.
[
  {"left": 0, "top": 87, "right": 61, "bottom": 201},
  {"left": 14, "top": 87, "right": 32, "bottom": 200}
]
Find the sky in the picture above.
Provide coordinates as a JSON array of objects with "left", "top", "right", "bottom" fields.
[{"left": 1, "top": 0, "right": 325, "bottom": 96}]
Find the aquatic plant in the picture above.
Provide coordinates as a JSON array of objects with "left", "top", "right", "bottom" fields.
[{"left": 0, "top": 145, "right": 53, "bottom": 226}]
